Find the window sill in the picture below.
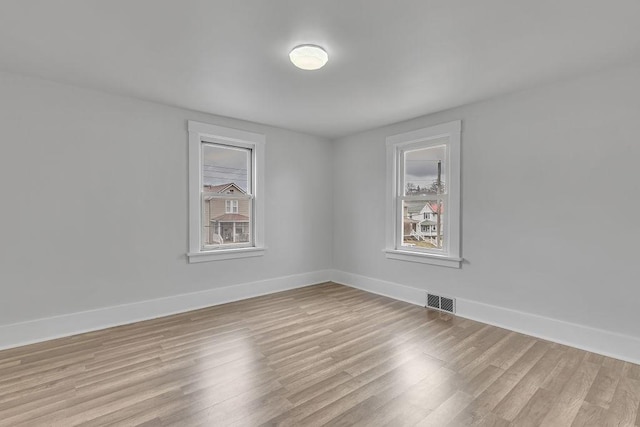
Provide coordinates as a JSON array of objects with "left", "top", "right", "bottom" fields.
[
  {"left": 187, "top": 247, "right": 266, "bottom": 263},
  {"left": 384, "top": 249, "right": 462, "bottom": 268}
]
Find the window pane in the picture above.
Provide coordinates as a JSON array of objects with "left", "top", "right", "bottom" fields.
[
  {"left": 202, "top": 196, "right": 252, "bottom": 248},
  {"left": 401, "top": 200, "right": 445, "bottom": 250},
  {"left": 225, "top": 199, "right": 239, "bottom": 213},
  {"left": 202, "top": 143, "right": 251, "bottom": 194},
  {"left": 404, "top": 142, "right": 447, "bottom": 196}
]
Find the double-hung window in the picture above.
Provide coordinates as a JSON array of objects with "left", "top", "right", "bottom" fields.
[
  {"left": 187, "top": 121, "right": 265, "bottom": 263},
  {"left": 385, "top": 121, "right": 462, "bottom": 268}
]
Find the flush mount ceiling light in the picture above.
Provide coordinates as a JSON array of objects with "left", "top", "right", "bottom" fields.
[{"left": 289, "top": 44, "right": 328, "bottom": 71}]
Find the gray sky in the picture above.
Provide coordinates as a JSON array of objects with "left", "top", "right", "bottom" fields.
[
  {"left": 202, "top": 144, "right": 250, "bottom": 191},
  {"left": 405, "top": 144, "right": 446, "bottom": 187}
]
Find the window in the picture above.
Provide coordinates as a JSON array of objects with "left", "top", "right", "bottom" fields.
[
  {"left": 225, "top": 200, "right": 238, "bottom": 213},
  {"left": 187, "top": 121, "right": 265, "bottom": 263},
  {"left": 385, "top": 120, "right": 461, "bottom": 268}
]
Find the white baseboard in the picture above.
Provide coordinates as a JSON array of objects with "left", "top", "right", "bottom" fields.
[
  {"left": 0, "top": 270, "right": 332, "bottom": 352},
  {"left": 331, "top": 270, "right": 640, "bottom": 365},
  {"left": 332, "top": 270, "right": 426, "bottom": 306}
]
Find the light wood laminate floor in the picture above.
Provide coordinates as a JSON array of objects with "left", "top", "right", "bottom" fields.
[{"left": 0, "top": 282, "right": 638, "bottom": 426}]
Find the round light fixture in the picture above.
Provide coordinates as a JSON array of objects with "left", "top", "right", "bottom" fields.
[{"left": 289, "top": 44, "right": 328, "bottom": 71}]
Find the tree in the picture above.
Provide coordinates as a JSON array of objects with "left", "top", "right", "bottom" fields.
[{"left": 427, "top": 179, "right": 445, "bottom": 194}]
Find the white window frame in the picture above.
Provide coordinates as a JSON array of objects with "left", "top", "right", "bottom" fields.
[
  {"left": 384, "top": 120, "right": 462, "bottom": 268},
  {"left": 187, "top": 121, "right": 265, "bottom": 263},
  {"left": 225, "top": 199, "right": 239, "bottom": 214}
]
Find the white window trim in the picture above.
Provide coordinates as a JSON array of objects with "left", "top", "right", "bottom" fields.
[
  {"left": 384, "top": 120, "right": 462, "bottom": 268},
  {"left": 187, "top": 121, "right": 265, "bottom": 263},
  {"left": 225, "top": 199, "right": 239, "bottom": 214}
]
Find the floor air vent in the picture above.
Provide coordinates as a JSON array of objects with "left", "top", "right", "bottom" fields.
[{"left": 426, "top": 293, "right": 456, "bottom": 314}]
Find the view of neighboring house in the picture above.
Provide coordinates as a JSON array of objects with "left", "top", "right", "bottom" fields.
[
  {"left": 403, "top": 201, "right": 444, "bottom": 248},
  {"left": 202, "top": 183, "right": 250, "bottom": 245}
]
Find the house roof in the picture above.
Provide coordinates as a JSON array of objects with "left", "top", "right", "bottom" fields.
[
  {"left": 423, "top": 202, "right": 444, "bottom": 215},
  {"left": 405, "top": 201, "right": 425, "bottom": 214},
  {"left": 407, "top": 201, "right": 445, "bottom": 216},
  {"left": 431, "top": 202, "right": 444, "bottom": 215},
  {"left": 203, "top": 183, "right": 246, "bottom": 195},
  {"left": 211, "top": 213, "right": 249, "bottom": 222}
]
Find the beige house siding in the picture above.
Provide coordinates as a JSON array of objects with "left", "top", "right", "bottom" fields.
[
  {"left": 202, "top": 199, "right": 209, "bottom": 245},
  {"left": 203, "top": 198, "right": 251, "bottom": 245},
  {"left": 201, "top": 183, "right": 251, "bottom": 245},
  {"left": 207, "top": 198, "right": 250, "bottom": 219}
]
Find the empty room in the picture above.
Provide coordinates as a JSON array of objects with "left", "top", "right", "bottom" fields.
[{"left": 1, "top": 1, "right": 640, "bottom": 426}]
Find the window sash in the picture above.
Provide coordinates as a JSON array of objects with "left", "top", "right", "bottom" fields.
[
  {"left": 206, "top": 194, "right": 252, "bottom": 200},
  {"left": 398, "top": 195, "right": 448, "bottom": 204},
  {"left": 396, "top": 142, "right": 450, "bottom": 254},
  {"left": 201, "top": 142, "right": 253, "bottom": 196},
  {"left": 398, "top": 144, "right": 449, "bottom": 198},
  {"left": 199, "top": 141, "right": 255, "bottom": 252}
]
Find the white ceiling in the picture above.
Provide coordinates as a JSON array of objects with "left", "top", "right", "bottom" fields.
[{"left": 1, "top": 1, "right": 639, "bottom": 138}]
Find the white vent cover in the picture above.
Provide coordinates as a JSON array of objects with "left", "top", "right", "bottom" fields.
[{"left": 426, "top": 292, "right": 456, "bottom": 314}]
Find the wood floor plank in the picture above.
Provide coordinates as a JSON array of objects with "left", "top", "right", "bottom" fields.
[
  {"left": 296, "top": 356, "right": 436, "bottom": 426},
  {"left": 416, "top": 390, "right": 474, "bottom": 426},
  {"left": 571, "top": 401, "right": 607, "bottom": 426},
  {"left": 559, "top": 360, "right": 601, "bottom": 402},
  {"left": 584, "top": 365, "right": 623, "bottom": 409},
  {"left": 603, "top": 376, "right": 640, "bottom": 426},
  {"left": 509, "top": 387, "right": 558, "bottom": 426},
  {"left": 0, "top": 282, "right": 637, "bottom": 426},
  {"left": 538, "top": 394, "right": 583, "bottom": 427},
  {"left": 492, "top": 346, "right": 564, "bottom": 420},
  {"left": 462, "top": 340, "right": 550, "bottom": 420}
]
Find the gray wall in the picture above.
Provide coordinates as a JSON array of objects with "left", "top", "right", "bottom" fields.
[
  {"left": 332, "top": 62, "right": 640, "bottom": 339},
  {"left": 2, "top": 61, "right": 639, "bottom": 343},
  {"left": 0, "top": 71, "right": 334, "bottom": 325}
]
